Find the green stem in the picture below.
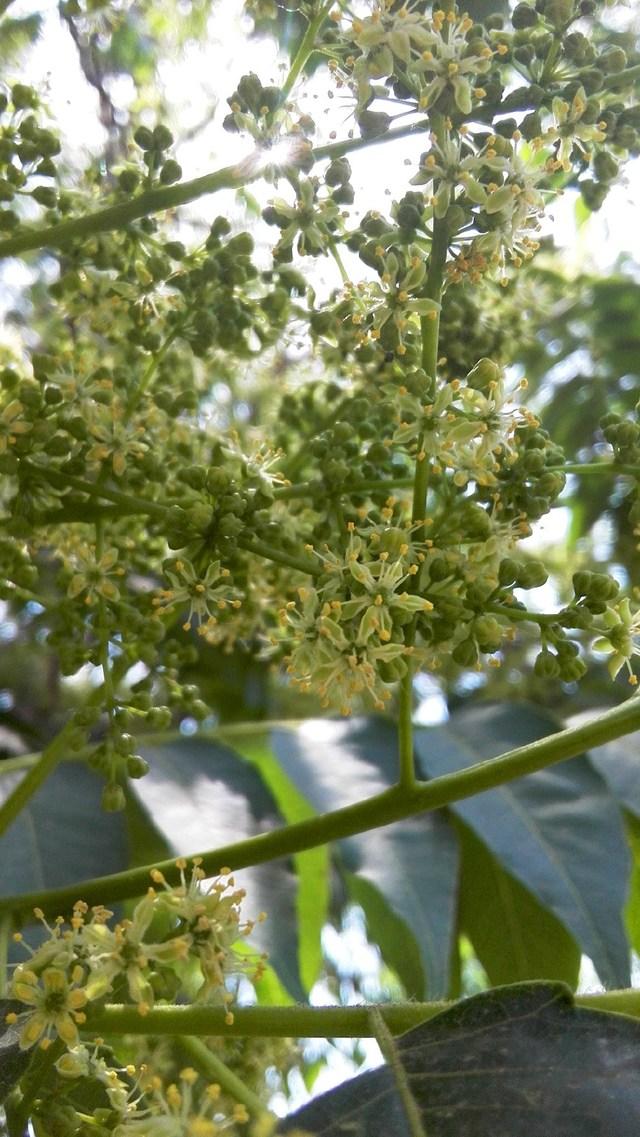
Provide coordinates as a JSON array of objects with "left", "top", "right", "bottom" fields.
[
  {"left": 397, "top": 669, "right": 416, "bottom": 791},
  {"left": 274, "top": 475, "right": 414, "bottom": 500},
  {"left": 0, "top": 912, "right": 11, "bottom": 995},
  {"left": 237, "top": 535, "right": 321, "bottom": 577},
  {"left": 0, "top": 722, "right": 76, "bottom": 838},
  {"left": 7, "top": 696, "right": 640, "bottom": 917},
  {"left": 398, "top": 156, "right": 449, "bottom": 790},
  {"left": 312, "top": 118, "right": 430, "bottom": 163},
  {"left": 82, "top": 987, "right": 640, "bottom": 1039},
  {"left": 95, "top": 521, "right": 116, "bottom": 721},
  {"left": 329, "top": 238, "right": 351, "bottom": 285},
  {"left": 20, "top": 461, "right": 320, "bottom": 577},
  {"left": 280, "top": 1, "right": 335, "bottom": 102},
  {"left": 20, "top": 460, "right": 170, "bottom": 520},
  {"left": 178, "top": 1036, "right": 274, "bottom": 1123},
  {"left": 0, "top": 162, "right": 253, "bottom": 260},
  {"left": 126, "top": 325, "right": 182, "bottom": 414},
  {"left": 487, "top": 603, "right": 562, "bottom": 626},
  {"left": 550, "top": 462, "right": 640, "bottom": 478},
  {"left": 23, "top": 503, "right": 123, "bottom": 527},
  {"left": 370, "top": 1008, "right": 427, "bottom": 1137},
  {"left": 6, "top": 1037, "right": 65, "bottom": 1137},
  {"left": 0, "top": 120, "right": 432, "bottom": 264},
  {"left": 85, "top": 1001, "right": 447, "bottom": 1038},
  {"left": 602, "top": 63, "right": 640, "bottom": 90}
]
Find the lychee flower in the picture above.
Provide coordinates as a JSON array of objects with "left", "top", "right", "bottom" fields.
[
  {"left": 153, "top": 559, "right": 242, "bottom": 631},
  {"left": 0, "top": 399, "right": 31, "bottom": 452},
  {"left": 7, "top": 963, "right": 88, "bottom": 1050},
  {"left": 593, "top": 597, "right": 640, "bottom": 684},
  {"left": 411, "top": 9, "right": 492, "bottom": 115},
  {"left": 113, "top": 1067, "right": 249, "bottom": 1137},
  {"left": 81, "top": 890, "right": 190, "bottom": 1012},
  {"left": 67, "top": 545, "right": 124, "bottom": 604},
  {"left": 543, "top": 88, "right": 606, "bottom": 171},
  {"left": 150, "top": 860, "right": 262, "bottom": 1006}
]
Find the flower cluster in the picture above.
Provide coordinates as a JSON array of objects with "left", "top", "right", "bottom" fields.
[
  {"left": 112, "top": 1067, "right": 250, "bottom": 1137},
  {"left": 55, "top": 1047, "right": 249, "bottom": 1135},
  {"left": 345, "top": 4, "right": 492, "bottom": 115},
  {"left": 283, "top": 523, "right": 434, "bottom": 712},
  {"left": 387, "top": 357, "right": 535, "bottom": 485},
  {"left": 264, "top": 176, "right": 343, "bottom": 260},
  {"left": 5, "top": 861, "right": 264, "bottom": 1052}
]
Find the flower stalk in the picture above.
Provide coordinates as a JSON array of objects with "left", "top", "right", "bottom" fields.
[{"left": 4, "top": 696, "right": 640, "bottom": 919}]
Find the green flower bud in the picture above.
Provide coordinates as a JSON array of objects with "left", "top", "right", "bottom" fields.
[
  {"left": 572, "top": 570, "right": 593, "bottom": 597},
  {"left": 452, "top": 638, "right": 479, "bottom": 667},
  {"left": 498, "top": 558, "right": 520, "bottom": 586},
  {"left": 186, "top": 502, "right": 215, "bottom": 530},
  {"left": 133, "top": 125, "right": 154, "bottom": 150},
  {"left": 512, "top": 3, "right": 538, "bottom": 28},
  {"left": 466, "top": 358, "right": 501, "bottom": 390},
  {"left": 357, "top": 110, "right": 391, "bottom": 139},
  {"left": 237, "top": 72, "right": 263, "bottom": 112},
  {"left": 102, "top": 782, "right": 126, "bottom": 812},
  {"left": 114, "top": 732, "right": 136, "bottom": 757},
  {"left": 159, "top": 159, "right": 182, "bottom": 184},
  {"left": 534, "top": 650, "right": 561, "bottom": 679},
  {"left": 146, "top": 707, "right": 173, "bottom": 730},
  {"left": 378, "top": 657, "right": 407, "bottom": 682},
  {"left": 599, "top": 46, "right": 627, "bottom": 73},
  {"left": 152, "top": 124, "right": 174, "bottom": 151},
  {"left": 11, "top": 83, "right": 38, "bottom": 109},
  {"left": 560, "top": 656, "right": 587, "bottom": 682},
  {"left": 332, "top": 183, "right": 355, "bottom": 205},
  {"left": 473, "top": 615, "right": 503, "bottom": 653},
  {"left": 127, "top": 755, "right": 150, "bottom": 779},
  {"left": 118, "top": 168, "right": 140, "bottom": 193},
  {"left": 218, "top": 514, "right": 244, "bottom": 538},
  {"left": 516, "top": 561, "right": 548, "bottom": 589},
  {"left": 325, "top": 158, "right": 352, "bottom": 186}
]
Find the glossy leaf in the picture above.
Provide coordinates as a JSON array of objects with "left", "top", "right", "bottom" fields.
[
  {"left": 279, "top": 983, "right": 640, "bottom": 1137},
  {"left": 457, "top": 822, "right": 581, "bottom": 988},
  {"left": 229, "top": 731, "right": 329, "bottom": 994},
  {"left": 0, "top": 1000, "right": 30, "bottom": 1105},
  {"left": 415, "top": 703, "right": 630, "bottom": 987},
  {"left": 0, "top": 761, "right": 128, "bottom": 901},
  {"left": 136, "top": 737, "right": 303, "bottom": 1000},
  {"left": 272, "top": 719, "right": 459, "bottom": 999},
  {"left": 587, "top": 730, "right": 640, "bottom": 819},
  {"left": 624, "top": 811, "right": 640, "bottom": 956}
]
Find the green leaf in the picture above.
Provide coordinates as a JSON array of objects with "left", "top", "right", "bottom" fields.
[
  {"left": 344, "top": 872, "right": 425, "bottom": 1000},
  {"left": 0, "top": 1000, "right": 30, "bottom": 1105},
  {"left": 414, "top": 702, "right": 630, "bottom": 988},
  {"left": 228, "top": 731, "right": 329, "bottom": 994},
  {"left": 624, "top": 811, "right": 640, "bottom": 955},
  {"left": 0, "top": 15, "right": 42, "bottom": 62},
  {"left": 457, "top": 822, "right": 581, "bottom": 988},
  {"left": 278, "top": 983, "right": 640, "bottom": 1136},
  {"left": 272, "top": 718, "right": 459, "bottom": 999},
  {"left": 588, "top": 730, "right": 640, "bottom": 819},
  {"left": 0, "top": 761, "right": 128, "bottom": 900},
  {"left": 136, "top": 736, "right": 304, "bottom": 1001}
]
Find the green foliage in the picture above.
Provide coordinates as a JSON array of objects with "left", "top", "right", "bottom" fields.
[{"left": 279, "top": 983, "right": 640, "bottom": 1136}]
